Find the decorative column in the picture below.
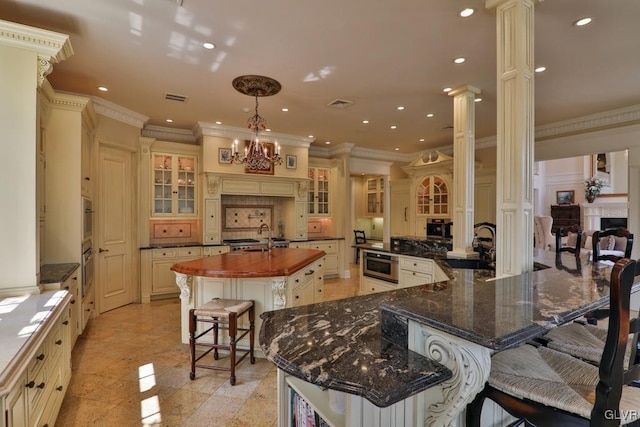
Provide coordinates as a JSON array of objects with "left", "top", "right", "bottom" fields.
[
  {"left": 486, "top": 0, "right": 536, "bottom": 277},
  {"left": 627, "top": 146, "right": 640, "bottom": 260},
  {"left": 448, "top": 85, "right": 481, "bottom": 259}
]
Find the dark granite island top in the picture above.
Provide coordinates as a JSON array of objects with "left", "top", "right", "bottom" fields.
[{"left": 259, "top": 249, "right": 638, "bottom": 424}]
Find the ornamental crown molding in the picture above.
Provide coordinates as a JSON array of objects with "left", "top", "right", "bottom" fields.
[
  {"left": 0, "top": 19, "right": 73, "bottom": 62},
  {"left": 142, "top": 125, "right": 197, "bottom": 144},
  {"left": 91, "top": 96, "right": 149, "bottom": 129},
  {"left": 195, "top": 122, "right": 312, "bottom": 147},
  {"left": 535, "top": 103, "right": 640, "bottom": 140}
]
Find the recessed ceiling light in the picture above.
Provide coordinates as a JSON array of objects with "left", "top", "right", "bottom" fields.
[
  {"left": 474, "top": 98, "right": 482, "bottom": 102},
  {"left": 203, "top": 42, "right": 216, "bottom": 49},
  {"left": 443, "top": 87, "right": 452, "bottom": 93},
  {"left": 426, "top": 113, "right": 435, "bottom": 118},
  {"left": 266, "top": 128, "right": 272, "bottom": 132},
  {"left": 394, "top": 148, "right": 400, "bottom": 151},
  {"left": 98, "top": 86, "right": 108, "bottom": 92},
  {"left": 308, "top": 135, "right": 314, "bottom": 138},
  {"left": 419, "top": 138, "right": 425, "bottom": 142},
  {"left": 325, "top": 141, "right": 331, "bottom": 145},
  {"left": 453, "top": 57, "right": 466, "bottom": 64},
  {"left": 166, "top": 119, "right": 173, "bottom": 123},
  {"left": 390, "top": 125, "right": 397, "bottom": 129},
  {"left": 574, "top": 17, "right": 592, "bottom": 27},
  {"left": 362, "top": 120, "right": 369, "bottom": 124},
  {"left": 535, "top": 66, "right": 547, "bottom": 73},
  {"left": 396, "top": 106, "right": 405, "bottom": 111},
  {"left": 460, "top": 8, "right": 474, "bottom": 18},
  {"left": 215, "top": 121, "right": 222, "bottom": 125},
  {"left": 282, "top": 108, "right": 288, "bottom": 112}
]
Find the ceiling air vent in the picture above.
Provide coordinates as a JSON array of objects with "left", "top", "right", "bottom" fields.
[
  {"left": 165, "top": 92, "right": 188, "bottom": 103},
  {"left": 327, "top": 98, "right": 354, "bottom": 109}
]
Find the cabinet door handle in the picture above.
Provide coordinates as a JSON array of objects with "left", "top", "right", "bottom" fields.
[
  {"left": 56, "top": 386, "right": 64, "bottom": 392},
  {"left": 71, "top": 300, "right": 76, "bottom": 305},
  {"left": 37, "top": 382, "right": 45, "bottom": 389},
  {"left": 63, "top": 320, "right": 69, "bottom": 325},
  {"left": 404, "top": 207, "right": 407, "bottom": 221},
  {"left": 64, "top": 285, "right": 70, "bottom": 290},
  {"left": 37, "top": 353, "right": 45, "bottom": 361},
  {"left": 26, "top": 381, "right": 35, "bottom": 388},
  {"left": 56, "top": 339, "right": 63, "bottom": 345}
]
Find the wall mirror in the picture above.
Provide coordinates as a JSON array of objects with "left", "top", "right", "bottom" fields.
[{"left": 590, "top": 150, "right": 628, "bottom": 196}]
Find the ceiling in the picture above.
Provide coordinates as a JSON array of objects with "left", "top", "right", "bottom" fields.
[{"left": 2, "top": 0, "right": 640, "bottom": 155}]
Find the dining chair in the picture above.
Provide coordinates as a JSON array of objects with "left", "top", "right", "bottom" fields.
[
  {"left": 353, "top": 230, "right": 366, "bottom": 263},
  {"left": 592, "top": 228, "right": 634, "bottom": 263},
  {"left": 466, "top": 258, "right": 640, "bottom": 427},
  {"left": 555, "top": 225, "right": 583, "bottom": 256}
]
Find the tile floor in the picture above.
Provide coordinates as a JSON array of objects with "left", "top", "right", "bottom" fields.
[{"left": 56, "top": 263, "right": 360, "bottom": 426}]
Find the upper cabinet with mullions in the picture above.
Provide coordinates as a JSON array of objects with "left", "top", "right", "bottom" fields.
[
  {"left": 366, "top": 177, "right": 384, "bottom": 216},
  {"left": 308, "top": 167, "right": 330, "bottom": 216},
  {"left": 152, "top": 153, "right": 197, "bottom": 216}
]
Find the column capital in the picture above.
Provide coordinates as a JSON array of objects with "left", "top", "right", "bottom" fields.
[
  {"left": 486, "top": 0, "right": 540, "bottom": 9},
  {"left": 448, "top": 85, "right": 481, "bottom": 97}
]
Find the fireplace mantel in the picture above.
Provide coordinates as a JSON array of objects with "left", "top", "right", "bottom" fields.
[{"left": 581, "top": 198, "right": 628, "bottom": 230}]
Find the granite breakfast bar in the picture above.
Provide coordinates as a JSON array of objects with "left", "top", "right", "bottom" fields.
[{"left": 260, "top": 249, "right": 638, "bottom": 426}]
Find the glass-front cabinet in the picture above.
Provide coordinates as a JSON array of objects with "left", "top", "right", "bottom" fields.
[
  {"left": 366, "top": 177, "right": 384, "bottom": 216},
  {"left": 308, "top": 167, "right": 330, "bottom": 216},
  {"left": 152, "top": 153, "right": 197, "bottom": 216},
  {"left": 417, "top": 175, "right": 448, "bottom": 216}
]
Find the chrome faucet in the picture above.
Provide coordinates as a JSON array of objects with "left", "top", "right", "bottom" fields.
[
  {"left": 258, "top": 223, "right": 272, "bottom": 252},
  {"left": 474, "top": 224, "right": 496, "bottom": 262}
]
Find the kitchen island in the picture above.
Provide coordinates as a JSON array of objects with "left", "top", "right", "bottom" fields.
[
  {"left": 171, "top": 247, "right": 325, "bottom": 344},
  {"left": 260, "top": 249, "right": 638, "bottom": 426}
]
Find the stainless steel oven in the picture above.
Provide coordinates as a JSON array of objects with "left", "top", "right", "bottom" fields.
[
  {"left": 363, "top": 251, "right": 399, "bottom": 284},
  {"left": 82, "top": 239, "right": 94, "bottom": 297},
  {"left": 82, "top": 197, "right": 93, "bottom": 242}
]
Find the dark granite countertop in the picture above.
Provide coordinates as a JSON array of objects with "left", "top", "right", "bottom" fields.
[
  {"left": 260, "top": 249, "right": 637, "bottom": 408},
  {"left": 40, "top": 263, "right": 80, "bottom": 284}
]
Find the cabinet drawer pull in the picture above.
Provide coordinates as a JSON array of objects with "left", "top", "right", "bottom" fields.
[
  {"left": 318, "top": 289, "right": 322, "bottom": 293},
  {"left": 56, "top": 386, "right": 64, "bottom": 392},
  {"left": 26, "top": 381, "right": 35, "bottom": 388},
  {"left": 73, "top": 276, "right": 78, "bottom": 281},
  {"left": 56, "top": 339, "right": 63, "bottom": 345},
  {"left": 64, "top": 285, "right": 70, "bottom": 290},
  {"left": 71, "top": 300, "right": 76, "bottom": 305},
  {"left": 37, "top": 353, "right": 45, "bottom": 361},
  {"left": 63, "top": 320, "right": 69, "bottom": 325},
  {"left": 37, "top": 382, "right": 45, "bottom": 389},
  {"left": 295, "top": 296, "right": 299, "bottom": 299},
  {"left": 305, "top": 270, "right": 314, "bottom": 276}
]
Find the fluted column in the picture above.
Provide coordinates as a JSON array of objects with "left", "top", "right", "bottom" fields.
[
  {"left": 448, "top": 85, "right": 481, "bottom": 259},
  {"left": 486, "top": 0, "right": 536, "bottom": 277}
]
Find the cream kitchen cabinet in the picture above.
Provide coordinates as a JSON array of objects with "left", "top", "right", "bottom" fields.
[
  {"left": 398, "top": 255, "right": 448, "bottom": 288},
  {"left": 42, "top": 266, "right": 82, "bottom": 348},
  {"left": 0, "top": 292, "right": 72, "bottom": 427},
  {"left": 365, "top": 176, "right": 384, "bottom": 216},
  {"left": 152, "top": 153, "right": 197, "bottom": 216},
  {"left": 289, "top": 258, "right": 325, "bottom": 307},
  {"left": 308, "top": 167, "right": 330, "bottom": 216},
  {"left": 295, "top": 201, "right": 308, "bottom": 240},
  {"left": 140, "top": 246, "right": 203, "bottom": 303},
  {"left": 306, "top": 240, "right": 339, "bottom": 278},
  {"left": 359, "top": 276, "right": 396, "bottom": 295},
  {"left": 203, "top": 198, "right": 221, "bottom": 244},
  {"left": 82, "top": 281, "right": 95, "bottom": 332},
  {"left": 203, "top": 245, "right": 230, "bottom": 256}
]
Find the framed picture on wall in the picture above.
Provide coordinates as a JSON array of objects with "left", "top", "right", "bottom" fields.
[
  {"left": 286, "top": 154, "right": 297, "bottom": 169},
  {"left": 219, "top": 147, "right": 232, "bottom": 164},
  {"left": 244, "top": 141, "right": 275, "bottom": 175},
  {"left": 556, "top": 190, "right": 575, "bottom": 205}
]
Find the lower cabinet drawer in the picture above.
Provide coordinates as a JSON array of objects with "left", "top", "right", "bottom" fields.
[{"left": 399, "top": 256, "right": 433, "bottom": 274}]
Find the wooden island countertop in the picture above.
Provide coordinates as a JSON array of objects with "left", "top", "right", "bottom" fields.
[{"left": 170, "top": 247, "right": 325, "bottom": 278}]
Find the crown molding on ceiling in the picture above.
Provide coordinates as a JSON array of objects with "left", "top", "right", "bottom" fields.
[
  {"left": 141, "top": 125, "right": 197, "bottom": 144},
  {"left": 90, "top": 96, "right": 149, "bottom": 129}
]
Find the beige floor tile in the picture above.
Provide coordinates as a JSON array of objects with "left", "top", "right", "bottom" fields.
[{"left": 57, "top": 264, "right": 360, "bottom": 425}]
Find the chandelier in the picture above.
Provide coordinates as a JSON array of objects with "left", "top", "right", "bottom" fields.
[{"left": 231, "top": 75, "right": 283, "bottom": 169}]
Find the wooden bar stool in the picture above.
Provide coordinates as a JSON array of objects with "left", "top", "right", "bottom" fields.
[{"left": 189, "top": 298, "right": 255, "bottom": 385}]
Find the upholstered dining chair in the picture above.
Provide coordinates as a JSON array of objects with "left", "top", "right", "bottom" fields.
[
  {"left": 555, "top": 225, "right": 583, "bottom": 256},
  {"left": 353, "top": 230, "right": 366, "bottom": 263},
  {"left": 592, "top": 228, "right": 634, "bottom": 263},
  {"left": 466, "top": 258, "right": 640, "bottom": 427}
]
